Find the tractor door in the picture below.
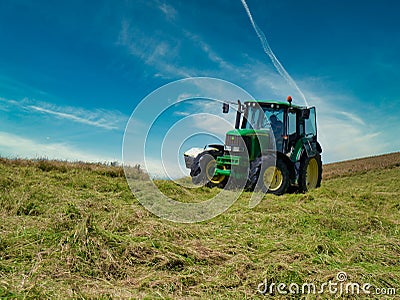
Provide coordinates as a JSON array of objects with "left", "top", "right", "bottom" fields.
[
  {"left": 304, "top": 107, "right": 317, "bottom": 138},
  {"left": 302, "top": 107, "right": 318, "bottom": 157}
]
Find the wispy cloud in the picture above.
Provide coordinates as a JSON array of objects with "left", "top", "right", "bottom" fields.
[
  {"left": 117, "top": 20, "right": 192, "bottom": 78},
  {"left": 158, "top": 3, "right": 177, "bottom": 20},
  {"left": 338, "top": 111, "right": 366, "bottom": 126},
  {"left": 191, "top": 113, "right": 233, "bottom": 136},
  {"left": 173, "top": 111, "right": 190, "bottom": 116},
  {"left": 175, "top": 93, "right": 199, "bottom": 101},
  {"left": 28, "top": 105, "right": 120, "bottom": 130},
  {"left": 117, "top": 22, "right": 242, "bottom": 80},
  {"left": 1, "top": 97, "right": 127, "bottom": 130},
  {"left": 183, "top": 31, "right": 238, "bottom": 73},
  {"left": 0, "top": 131, "right": 119, "bottom": 162}
]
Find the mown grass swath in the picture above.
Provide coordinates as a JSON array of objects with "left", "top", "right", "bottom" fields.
[{"left": 0, "top": 154, "right": 399, "bottom": 298}]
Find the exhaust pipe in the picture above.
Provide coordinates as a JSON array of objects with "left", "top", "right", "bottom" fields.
[{"left": 235, "top": 100, "right": 242, "bottom": 129}]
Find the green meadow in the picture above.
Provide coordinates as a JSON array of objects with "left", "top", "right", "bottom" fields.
[{"left": 0, "top": 156, "right": 399, "bottom": 299}]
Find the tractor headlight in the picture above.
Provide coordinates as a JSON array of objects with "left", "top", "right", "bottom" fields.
[
  {"left": 225, "top": 145, "right": 232, "bottom": 151},
  {"left": 232, "top": 146, "right": 243, "bottom": 152}
]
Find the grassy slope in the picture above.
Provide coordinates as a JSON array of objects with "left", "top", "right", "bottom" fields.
[
  {"left": 323, "top": 152, "right": 400, "bottom": 180},
  {"left": 0, "top": 155, "right": 399, "bottom": 299}
]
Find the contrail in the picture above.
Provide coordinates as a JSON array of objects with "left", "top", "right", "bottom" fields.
[{"left": 240, "top": 0, "right": 308, "bottom": 105}]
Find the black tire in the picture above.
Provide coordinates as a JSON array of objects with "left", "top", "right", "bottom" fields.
[
  {"left": 298, "top": 153, "right": 322, "bottom": 192},
  {"left": 190, "top": 150, "right": 227, "bottom": 188},
  {"left": 248, "top": 156, "right": 290, "bottom": 195},
  {"left": 246, "top": 156, "right": 262, "bottom": 191}
]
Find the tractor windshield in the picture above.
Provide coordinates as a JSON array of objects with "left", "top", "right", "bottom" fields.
[
  {"left": 243, "top": 105, "right": 285, "bottom": 151},
  {"left": 244, "top": 106, "right": 284, "bottom": 134}
]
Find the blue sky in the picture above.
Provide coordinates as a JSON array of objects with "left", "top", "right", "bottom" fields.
[{"left": 0, "top": 0, "right": 399, "bottom": 176}]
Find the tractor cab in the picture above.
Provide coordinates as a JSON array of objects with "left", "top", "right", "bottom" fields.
[{"left": 238, "top": 98, "right": 318, "bottom": 156}]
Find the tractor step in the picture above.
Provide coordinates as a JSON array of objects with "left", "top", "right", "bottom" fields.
[{"left": 216, "top": 155, "right": 241, "bottom": 166}]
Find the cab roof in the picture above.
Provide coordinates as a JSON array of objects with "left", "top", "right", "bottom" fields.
[{"left": 244, "top": 99, "right": 307, "bottom": 110}]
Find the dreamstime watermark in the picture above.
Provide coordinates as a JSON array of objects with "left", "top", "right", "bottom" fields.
[{"left": 257, "top": 272, "right": 397, "bottom": 296}]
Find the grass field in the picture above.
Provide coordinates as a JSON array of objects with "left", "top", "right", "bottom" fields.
[{"left": 0, "top": 154, "right": 399, "bottom": 299}]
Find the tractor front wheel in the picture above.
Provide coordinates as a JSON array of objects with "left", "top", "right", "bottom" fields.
[{"left": 190, "top": 151, "right": 227, "bottom": 188}]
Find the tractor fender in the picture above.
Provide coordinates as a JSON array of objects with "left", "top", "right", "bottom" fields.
[
  {"left": 295, "top": 144, "right": 322, "bottom": 180},
  {"left": 316, "top": 142, "right": 322, "bottom": 154},
  {"left": 293, "top": 146, "right": 316, "bottom": 182},
  {"left": 183, "top": 145, "right": 223, "bottom": 169},
  {"left": 206, "top": 144, "right": 225, "bottom": 152},
  {"left": 184, "top": 145, "right": 222, "bottom": 158},
  {"left": 295, "top": 140, "right": 321, "bottom": 161},
  {"left": 184, "top": 147, "right": 205, "bottom": 159},
  {"left": 189, "top": 148, "right": 223, "bottom": 179}
]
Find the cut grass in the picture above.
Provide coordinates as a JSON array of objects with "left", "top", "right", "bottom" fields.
[{"left": 0, "top": 155, "right": 399, "bottom": 299}]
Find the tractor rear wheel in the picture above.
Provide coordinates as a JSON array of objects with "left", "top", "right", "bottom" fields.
[
  {"left": 249, "top": 156, "right": 290, "bottom": 195},
  {"left": 190, "top": 150, "right": 227, "bottom": 188},
  {"left": 298, "top": 154, "right": 322, "bottom": 192}
]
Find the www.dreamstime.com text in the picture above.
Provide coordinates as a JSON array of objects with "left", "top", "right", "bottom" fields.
[{"left": 257, "top": 272, "right": 397, "bottom": 296}]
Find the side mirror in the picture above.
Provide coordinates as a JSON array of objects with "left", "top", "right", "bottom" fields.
[
  {"left": 301, "top": 109, "right": 310, "bottom": 119},
  {"left": 222, "top": 103, "right": 229, "bottom": 114}
]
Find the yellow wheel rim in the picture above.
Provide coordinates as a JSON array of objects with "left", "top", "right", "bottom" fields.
[
  {"left": 263, "top": 166, "right": 283, "bottom": 192},
  {"left": 306, "top": 158, "right": 319, "bottom": 189},
  {"left": 205, "top": 159, "right": 226, "bottom": 184}
]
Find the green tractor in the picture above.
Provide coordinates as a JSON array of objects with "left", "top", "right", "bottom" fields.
[{"left": 183, "top": 96, "right": 322, "bottom": 195}]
